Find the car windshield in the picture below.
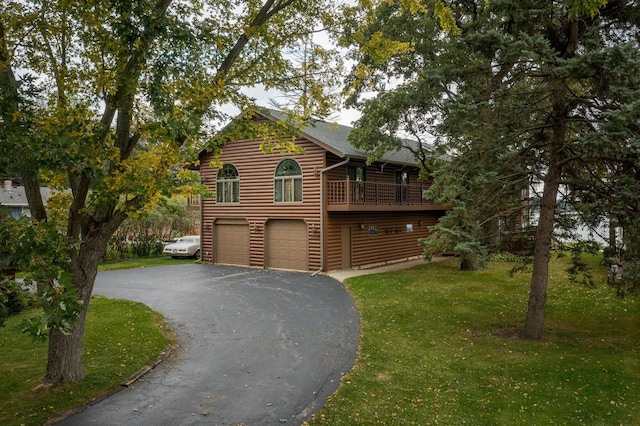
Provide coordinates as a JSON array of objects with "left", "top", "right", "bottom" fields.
[{"left": 179, "top": 237, "right": 197, "bottom": 243}]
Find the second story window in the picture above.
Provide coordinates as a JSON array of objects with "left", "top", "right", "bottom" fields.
[
  {"left": 216, "top": 164, "right": 239, "bottom": 203},
  {"left": 274, "top": 159, "right": 302, "bottom": 202}
]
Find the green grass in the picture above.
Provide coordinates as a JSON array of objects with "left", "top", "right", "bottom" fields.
[
  {"left": 309, "top": 256, "right": 640, "bottom": 425},
  {"left": 0, "top": 296, "right": 173, "bottom": 426},
  {"left": 98, "top": 255, "right": 197, "bottom": 271},
  {"left": 13, "top": 255, "right": 195, "bottom": 278}
]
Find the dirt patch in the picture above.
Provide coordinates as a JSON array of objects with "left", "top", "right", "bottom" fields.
[{"left": 492, "top": 326, "right": 523, "bottom": 339}]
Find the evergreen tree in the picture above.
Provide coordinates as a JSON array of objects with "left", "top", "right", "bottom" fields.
[{"left": 342, "top": 0, "right": 640, "bottom": 339}]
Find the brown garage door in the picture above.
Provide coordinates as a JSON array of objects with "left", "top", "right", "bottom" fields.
[
  {"left": 266, "top": 220, "right": 308, "bottom": 271},
  {"left": 215, "top": 220, "right": 250, "bottom": 266}
]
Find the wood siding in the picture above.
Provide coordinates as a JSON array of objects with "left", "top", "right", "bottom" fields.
[
  {"left": 322, "top": 155, "right": 446, "bottom": 270},
  {"left": 324, "top": 156, "right": 421, "bottom": 184},
  {"left": 200, "top": 133, "right": 448, "bottom": 272},
  {"left": 200, "top": 137, "right": 325, "bottom": 271},
  {"left": 324, "top": 211, "right": 443, "bottom": 271}
]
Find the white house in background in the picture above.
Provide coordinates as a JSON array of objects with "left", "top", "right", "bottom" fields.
[
  {"left": 525, "top": 180, "right": 620, "bottom": 246},
  {"left": 0, "top": 179, "right": 53, "bottom": 219}
]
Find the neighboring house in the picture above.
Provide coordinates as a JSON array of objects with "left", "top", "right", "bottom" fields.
[
  {"left": 185, "top": 194, "right": 201, "bottom": 235},
  {"left": 524, "top": 181, "right": 618, "bottom": 247},
  {"left": 198, "top": 109, "right": 448, "bottom": 272},
  {"left": 186, "top": 194, "right": 201, "bottom": 213},
  {"left": 0, "top": 179, "right": 53, "bottom": 219}
]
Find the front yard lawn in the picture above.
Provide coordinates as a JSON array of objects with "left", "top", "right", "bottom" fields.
[
  {"left": 310, "top": 257, "right": 640, "bottom": 425},
  {"left": 0, "top": 297, "right": 172, "bottom": 426},
  {"left": 98, "top": 255, "right": 196, "bottom": 271}
]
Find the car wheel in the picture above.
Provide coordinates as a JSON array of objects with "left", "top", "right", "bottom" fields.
[{"left": 194, "top": 249, "right": 201, "bottom": 261}]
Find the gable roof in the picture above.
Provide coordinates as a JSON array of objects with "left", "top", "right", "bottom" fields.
[
  {"left": 0, "top": 184, "right": 53, "bottom": 207},
  {"left": 254, "top": 108, "right": 421, "bottom": 167}
]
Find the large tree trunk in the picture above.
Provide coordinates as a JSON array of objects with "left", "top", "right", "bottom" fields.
[
  {"left": 460, "top": 254, "right": 479, "bottom": 271},
  {"left": 45, "top": 312, "right": 88, "bottom": 383},
  {"left": 523, "top": 83, "right": 567, "bottom": 340},
  {"left": 523, "top": 173, "right": 559, "bottom": 340},
  {"left": 43, "top": 228, "right": 112, "bottom": 384}
]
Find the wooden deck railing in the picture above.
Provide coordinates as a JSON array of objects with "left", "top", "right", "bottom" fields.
[{"left": 327, "top": 180, "right": 444, "bottom": 211}]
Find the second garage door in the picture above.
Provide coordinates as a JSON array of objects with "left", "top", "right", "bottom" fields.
[
  {"left": 266, "top": 220, "right": 308, "bottom": 271},
  {"left": 215, "top": 220, "right": 250, "bottom": 266}
]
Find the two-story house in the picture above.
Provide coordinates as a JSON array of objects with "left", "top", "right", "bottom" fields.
[{"left": 198, "top": 109, "right": 448, "bottom": 273}]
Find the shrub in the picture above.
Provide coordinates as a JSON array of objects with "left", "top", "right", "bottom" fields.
[
  {"left": 0, "top": 278, "right": 38, "bottom": 326},
  {"left": 103, "top": 196, "right": 198, "bottom": 261},
  {"left": 487, "top": 252, "right": 523, "bottom": 262}
]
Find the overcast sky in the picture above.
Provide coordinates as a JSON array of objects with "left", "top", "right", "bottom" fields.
[
  {"left": 223, "top": 8, "right": 363, "bottom": 129},
  {"left": 221, "top": 83, "right": 362, "bottom": 127}
]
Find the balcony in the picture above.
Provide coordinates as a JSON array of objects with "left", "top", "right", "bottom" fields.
[{"left": 326, "top": 180, "right": 447, "bottom": 212}]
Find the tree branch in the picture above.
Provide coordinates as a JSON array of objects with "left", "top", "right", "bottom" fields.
[
  {"left": 101, "top": 0, "right": 173, "bottom": 132},
  {"left": 1, "top": 20, "right": 48, "bottom": 222},
  {"left": 215, "top": 0, "right": 296, "bottom": 82}
]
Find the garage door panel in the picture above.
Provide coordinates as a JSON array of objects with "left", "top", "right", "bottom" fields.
[
  {"left": 267, "top": 220, "right": 308, "bottom": 271},
  {"left": 216, "top": 224, "right": 250, "bottom": 266}
]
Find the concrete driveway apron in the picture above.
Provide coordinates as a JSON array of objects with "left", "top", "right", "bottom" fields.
[{"left": 54, "top": 264, "right": 359, "bottom": 426}]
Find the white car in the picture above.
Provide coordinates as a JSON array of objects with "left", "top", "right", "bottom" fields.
[{"left": 163, "top": 236, "right": 201, "bottom": 260}]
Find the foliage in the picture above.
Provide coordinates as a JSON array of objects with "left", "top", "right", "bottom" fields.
[
  {"left": 0, "top": 0, "right": 344, "bottom": 383},
  {"left": 0, "top": 215, "right": 82, "bottom": 338},
  {"left": 340, "top": 0, "right": 640, "bottom": 338},
  {"left": 420, "top": 206, "right": 488, "bottom": 270},
  {"left": 619, "top": 260, "right": 640, "bottom": 297},
  {"left": 105, "top": 196, "right": 197, "bottom": 261},
  {"left": 0, "top": 296, "right": 171, "bottom": 426},
  {"left": 487, "top": 252, "right": 524, "bottom": 263},
  {"left": 0, "top": 278, "right": 38, "bottom": 326},
  {"left": 268, "top": 37, "right": 345, "bottom": 118},
  {"left": 309, "top": 258, "right": 640, "bottom": 424},
  {"left": 17, "top": 279, "right": 84, "bottom": 341},
  {"left": 564, "top": 241, "right": 602, "bottom": 288}
]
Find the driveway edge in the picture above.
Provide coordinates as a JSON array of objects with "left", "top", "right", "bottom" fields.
[{"left": 46, "top": 333, "right": 178, "bottom": 425}]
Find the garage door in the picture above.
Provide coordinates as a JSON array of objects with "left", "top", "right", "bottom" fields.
[
  {"left": 215, "top": 220, "right": 250, "bottom": 266},
  {"left": 266, "top": 220, "right": 308, "bottom": 271}
]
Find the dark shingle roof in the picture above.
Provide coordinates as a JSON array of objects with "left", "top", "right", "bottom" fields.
[{"left": 261, "top": 109, "right": 419, "bottom": 166}]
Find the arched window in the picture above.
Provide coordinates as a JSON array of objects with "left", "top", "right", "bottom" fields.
[
  {"left": 216, "top": 164, "right": 239, "bottom": 203},
  {"left": 274, "top": 159, "right": 302, "bottom": 202}
]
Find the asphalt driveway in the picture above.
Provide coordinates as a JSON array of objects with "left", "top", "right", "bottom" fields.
[{"left": 54, "top": 264, "right": 359, "bottom": 425}]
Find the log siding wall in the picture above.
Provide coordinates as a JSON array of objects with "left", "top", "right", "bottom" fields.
[
  {"left": 324, "top": 211, "right": 443, "bottom": 271},
  {"left": 200, "top": 137, "right": 325, "bottom": 271},
  {"left": 200, "top": 138, "right": 447, "bottom": 272}
]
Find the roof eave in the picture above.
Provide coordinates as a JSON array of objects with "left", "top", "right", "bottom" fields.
[{"left": 201, "top": 108, "right": 422, "bottom": 168}]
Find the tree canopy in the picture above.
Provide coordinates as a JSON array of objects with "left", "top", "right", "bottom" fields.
[
  {"left": 341, "top": 0, "right": 640, "bottom": 339},
  {"left": 0, "top": 0, "right": 343, "bottom": 384}
]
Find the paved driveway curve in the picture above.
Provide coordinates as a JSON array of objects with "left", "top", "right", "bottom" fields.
[{"left": 55, "top": 264, "right": 359, "bottom": 426}]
